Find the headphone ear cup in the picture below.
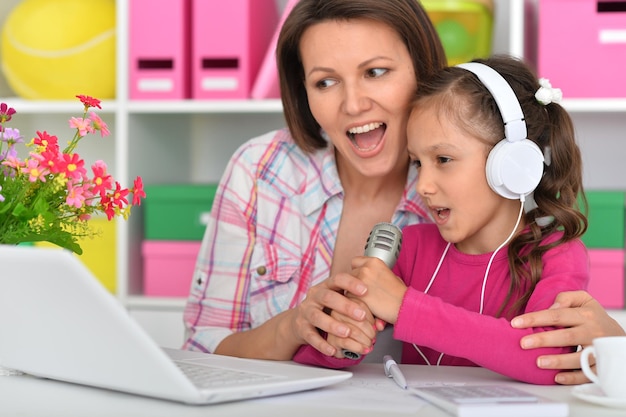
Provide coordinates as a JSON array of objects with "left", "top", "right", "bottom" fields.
[{"left": 486, "top": 139, "right": 545, "bottom": 200}]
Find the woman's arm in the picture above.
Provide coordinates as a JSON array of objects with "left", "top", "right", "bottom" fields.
[
  {"left": 184, "top": 134, "right": 314, "bottom": 358},
  {"left": 217, "top": 273, "right": 372, "bottom": 360},
  {"left": 213, "top": 308, "right": 305, "bottom": 360},
  {"left": 511, "top": 290, "right": 626, "bottom": 384},
  {"left": 182, "top": 141, "right": 263, "bottom": 356}
]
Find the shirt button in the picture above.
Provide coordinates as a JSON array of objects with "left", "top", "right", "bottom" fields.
[{"left": 256, "top": 266, "right": 267, "bottom": 276}]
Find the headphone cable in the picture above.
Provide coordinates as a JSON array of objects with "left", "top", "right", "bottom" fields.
[{"left": 413, "top": 198, "right": 525, "bottom": 363}]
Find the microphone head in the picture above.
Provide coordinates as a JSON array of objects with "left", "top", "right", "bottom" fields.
[{"left": 363, "top": 222, "right": 402, "bottom": 268}]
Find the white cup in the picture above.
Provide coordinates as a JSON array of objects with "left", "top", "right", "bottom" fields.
[{"left": 580, "top": 336, "right": 626, "bottom": 398}]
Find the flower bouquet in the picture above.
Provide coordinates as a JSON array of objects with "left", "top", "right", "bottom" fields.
[{"left": 0, "top": 95, "right": 145, "bottom": 255}]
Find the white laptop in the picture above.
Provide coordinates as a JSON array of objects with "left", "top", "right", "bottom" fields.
[{"left": 0, "top": 245, "right": 351, "bottom": 404}]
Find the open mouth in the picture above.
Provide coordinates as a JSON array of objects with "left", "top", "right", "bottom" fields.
[
  {"left": 347, "top": 122, "right": 386, "bottom": 151},
  {"left": 432, "top": 207, "right": 450, "bottom": 221}
]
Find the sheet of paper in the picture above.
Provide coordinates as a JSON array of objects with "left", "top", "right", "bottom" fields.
[{"left": 254, "top": 369, "right": 429, "bottom": 413}]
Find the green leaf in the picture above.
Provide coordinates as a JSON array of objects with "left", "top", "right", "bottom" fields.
[
  {"left": 11, "top": 202, "right": 29, "bottom": 218},
  {"left": 20, "top": 231, "right": 83, "bottom": 255}
]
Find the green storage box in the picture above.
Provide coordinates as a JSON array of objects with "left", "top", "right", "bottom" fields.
[
  {"left": 581, "top": 191, "right": 625, "bottom": 248},
  {"left": 144, "top": 184, "right": 218, "bottom": 241}
]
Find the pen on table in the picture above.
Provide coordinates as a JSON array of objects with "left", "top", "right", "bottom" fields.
[{"left": 383, "top": 354, "right": 407, "bottom": 390}]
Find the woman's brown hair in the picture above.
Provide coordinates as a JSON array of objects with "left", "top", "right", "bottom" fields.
[{"left": 276, "top": 0, "right": 447, "bottom": 153}]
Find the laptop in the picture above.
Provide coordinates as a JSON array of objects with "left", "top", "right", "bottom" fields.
[{"left": 0, "top": 245, "right": 351, "bottom": 404}]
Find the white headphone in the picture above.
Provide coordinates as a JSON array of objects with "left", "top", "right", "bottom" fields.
[{"left": 456, "top": 62, "right": 544, "bottom": 201}]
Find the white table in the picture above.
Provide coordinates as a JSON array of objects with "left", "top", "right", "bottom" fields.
[{"left": 0, "top": 364, "right": 623, "bottom": 416}]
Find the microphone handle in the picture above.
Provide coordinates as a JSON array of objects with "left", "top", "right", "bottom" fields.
[{"left": 341, "top": 222, "right": 401, "bottom": 360}]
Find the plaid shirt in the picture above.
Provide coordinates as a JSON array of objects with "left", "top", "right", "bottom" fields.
[{"left": 183, "top": 128, "right": 429, "bottom": 353}]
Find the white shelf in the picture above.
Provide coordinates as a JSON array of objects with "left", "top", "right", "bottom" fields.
[
  {"left": 127, "top": 99, "right": 283, "bottom": 114},
  {"left": 0, "top": 97, "right": 118, "bottom": 114},
  {"left": 0, "top": 97, "right": 284, "bottom": 114},
  {"left": 1, "top": 0, "right": 623, "bottom": 346},
  {"left": 8, "top": 96, "right": 626, "bottom": 115},
  {"left": 561, "top": 99, "right": 626, "bottom": 113}
]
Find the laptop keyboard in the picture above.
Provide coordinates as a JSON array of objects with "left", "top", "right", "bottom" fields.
[{"left": 175, "top": 362, "right": 283, "bottom": 389}]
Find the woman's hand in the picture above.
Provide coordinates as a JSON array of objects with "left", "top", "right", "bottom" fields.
[
  {"left": 511, "top": 290, "right": 626, "bottom": 385},
  {"left": 326, "top": 298, "right": 378, "bottom": 358},
  {"left": 290, "top": 271, "right": 372, "bottom": 357}
]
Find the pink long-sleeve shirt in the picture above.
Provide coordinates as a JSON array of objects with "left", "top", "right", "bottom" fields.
[{"left": 294, "top": 223, "right": 590, "bottom": 385}]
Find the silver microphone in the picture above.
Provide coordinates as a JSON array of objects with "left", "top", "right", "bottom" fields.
[
  {"left": 341, "top": 222, "right": 402, "bottom": 360},
  {"left": 363, "top": 222, "right": 403, "bottom": 268}
]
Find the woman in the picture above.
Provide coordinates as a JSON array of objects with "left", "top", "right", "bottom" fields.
[
  {"left": 183, "top": 0, "right": 443, "bottom": 361},
  {"left": 182, "top": 0, "right": 623, "bottom": 385}
]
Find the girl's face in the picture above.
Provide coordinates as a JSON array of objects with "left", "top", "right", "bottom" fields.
[
  {"left": 300, "top": 19, "right": 416, "bottom": 179},
  {"left": 407, "top": 104, "right": 523, "bottom": 254}
]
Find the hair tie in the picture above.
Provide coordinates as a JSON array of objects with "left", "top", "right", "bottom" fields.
[
  {"left": 542, "top": 145, "right": 552, "bottom": 166},
  {"left": 524, "top": 194, "right": 555, "bottom": 226},
  {"left": 535, "top": 78, "right": 562, "bottom": 105}
]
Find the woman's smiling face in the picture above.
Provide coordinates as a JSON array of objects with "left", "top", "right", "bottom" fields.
[{"left": 300, "top": 18, "right": 417, "bottom": 178}]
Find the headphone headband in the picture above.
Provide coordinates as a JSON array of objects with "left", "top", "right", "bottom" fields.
[
  {"left": 455, "top": 61, "right": 544, "bottom": 201},
  {"left": 456, "top": 62, "right": 527, "bottom": 142}
]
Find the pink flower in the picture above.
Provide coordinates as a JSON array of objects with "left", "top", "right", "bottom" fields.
[
  {"left": 76, "top": 94, "right": 102, "bottom": 110},
  {"left": 34, "top": 131, "right": 60, "bottom": 154},
  {"left": 0, "top": 102, "right": 16, "bottom": 123},
  {"left": 0, "top": 95, "right": 146, "bottom": 254},
  {"left": 69, "top": 117, "right": 95, "bottom": 137},
  {"left": 58, "top": 153, "right": 87, "bottom": 181},
  {"left": 65, "top": 180, "right": 87, "bottom": 209},
  {"left": 131, "top": 176, "right": 146, "bottom": 206},
  {"left": 89, "top": 112, "right": 110, "bottom": 137},
  {"left": 110, "top": 181, "right": 129, "bottom": 209},
  {"left": 22, "top": 157, "right": 49, "bottom": 182},
  {"left": 1, "top": 155, "right": 23, "bottom": 170},
  {"left": 91, "top": 160, "right": 112, "bottom": 197}
]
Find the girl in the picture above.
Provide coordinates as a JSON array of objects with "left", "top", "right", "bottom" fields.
[{"left": 294, "top": 55, "right": 590, "bottom": 385}]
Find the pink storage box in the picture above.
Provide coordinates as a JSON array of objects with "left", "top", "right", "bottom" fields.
[
  {"left": 142, "top": 241, "right": 201, "bottom": 297},
  {"left": 538, "top": 0, "right": 626, "bottom": 98},
  {"left": 129, "top": 0, "right": 191, "bottom": 99},
  {"left": 587, "top": 249, "right": 625, "bottom": 309},
  {"left": 191, "top": 0, "right": 278, "bottom": 99}
]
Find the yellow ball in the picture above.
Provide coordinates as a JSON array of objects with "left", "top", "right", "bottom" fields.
[{"left": 1, "top": 0, "right": 116, "bottom": 99}]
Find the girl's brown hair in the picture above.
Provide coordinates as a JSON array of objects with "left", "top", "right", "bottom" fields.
[
  {"left": 412, "top": 55, "right": 588, "bottom": 317},
  {"left": 276, "top": 0, "right": 447, "bottom": 153}
]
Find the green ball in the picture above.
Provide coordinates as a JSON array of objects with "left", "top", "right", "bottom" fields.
[{"left": 436, "top": 19, "right": 472, "bottom": 63}]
